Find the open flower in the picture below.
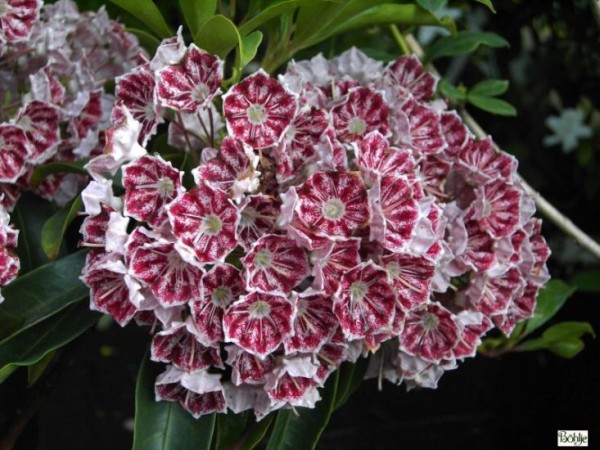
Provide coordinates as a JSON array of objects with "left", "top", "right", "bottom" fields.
[{"left": 223, "top": 70, "right": 297, "bottom": 149}]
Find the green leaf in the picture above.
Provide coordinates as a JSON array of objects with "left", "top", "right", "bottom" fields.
[
  {"left": 216, "top": 413, "right": 274, "bottom": 450},
  {"left": 133, "top": 356, "right": 216, "bottom": 450},
  {"left": 194, "top": 15, "right": 240, "bottom": 58},
  {"left": 416, "top": 0, "right": 448, "bottom": 11},
  {"left": 332, "top": 4, "right": 456, "bottom": 36},
  {"left": 426, "top": 30, "right": 508, "bottom": 60},
  {"left": 41, "top": 196, "right": 83, "bottom": 261},
  {"left": 27, "top": 350, "right": 56, "bottom": 387},
  {"left": 266, "top": 371, "right": 339, "bottom": 450},
  {"left": 12, "top": 194, "right": 57, "bottom": 273},
  {"left": 0, "top": 304, "right": 98, "bottom": 384},
  {"left": 467, "top": 95, "right": 517, "bottom": 116},
  {"left": 294, "top": 0, "right": 390, "bottom": 44},
  {"left": 541, "top": 321, "right": 595, "bottom": 341},
  {"left": 571, "top": 269, "right": 600, "bottom": 293},
  {"left": 239, "top": 31, "right": 263, "bottom": 69},
  {"left": 238, "top": 0, "right": 302, "bottom": 36},
  {"left": 0, "top": 250, "right": 89, "bottom": 345},
  {"left": 333, "top": 357, "right": 369, "bottom": 410},
  {"left": 439, "top": 79, "right": 466, "bottom": 102},
  {"left": 469, "top": 79, "right": 509, "bottom": 97},
  {"left": 30, "top": 160, "right": 88, "bottom": 188},
  {"left": 236, "top": 415, "right": 274, "bottom": 450},
  {"left": 215, "top": 414, "right": 249, "bottom": 450},
  {"left": 0, "top": 365, "right": 18, "bottom": 384},
  {"left": 126, "top": 27, "right": 162, "bottom": 53},
  {"left": 523, "top": 280, "right": 576, "bottom": 336},
  {"left": 110, "top": 0, "right": 171, "bottom": 38},
  {"left": 474, "top": 0, "right": 496, "bottom": 13},
  {"left": 179, "top": 0, "right": 216, "bottom": 37},
  {"left": 546, "top": 339, "right": 585, "bottom": 359},
  {"left": 517, "top": 321, "right": 594, "bottom": 359}
]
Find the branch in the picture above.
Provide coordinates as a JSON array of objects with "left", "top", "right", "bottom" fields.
[{"left": 404, "top": 35, "right": 600, "bottom": 259}]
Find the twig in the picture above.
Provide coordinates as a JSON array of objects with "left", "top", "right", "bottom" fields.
[{"left": 404, "top": 34, "right": 600, "bottom": 260}]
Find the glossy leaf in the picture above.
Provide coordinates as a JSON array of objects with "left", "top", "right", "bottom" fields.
[
  {"left": 216, "top": 413, "right": 274, "bottom": 450},
  {"left": 333, "top": 356, "right": 369, "bottom": 410},
  {"left": 0, "top": 250, "right": 89, "bottom": 345},
  {"left": 330, "top": 4, "right": 456, "bottom": 37},
  {"left": 215, "top": 414, "right": 249, "bottom": 450},
  {"left": 517, "top": 321, "right": 594, "bottom": 359},
  {"left": 523, "top": 280, "right": 576, "bottom": 336},
  {"left": 469, "top": 79, "right": 509, "bottom": 97},
  {"left": 110, "top": 0, "right": 172, "bottom": 38},
  {"left": 179, "top": 0, "right": 216, "bottom": 37},
  {"left": 41, "top": 195, "right": 83, "bottom": 261},
  {"left": 0, "top": 365, "right": 17, "bottom": 383},
  {"left": 234, "top": 414, "right": 274, "bottom": 450},
  {"left": 126, "top": 27, "right": 161, "bottom": 53},
  {"left": 474, "top": 0, "right": 496, "bottom": 12},
  {"left": 11, "top": 194, "right": 57, "bottom": 273},
  {"left": 266, "top": 371, "right": 339, "bottom": 450},
  {"left": 426, "top": 30, "right": 508, "bottom": 60},
  {"left": 439, "top": 79, "right": 466, "bottom": 102},
  {"left": 416, "top": 0, "right": 448, "bottom": 11},
  {"left": 571, "top": 269, "right": 600, "bottom": 293},
  {"left": 27, "top": 350, "right": 56, "bottom": 387},
  {"left": 133, "top": 356, "right": 216, "bottom": 450},
  {"left": 0, "top": 304, "right": 98, "bottom": 383},
  {"left": 238, "top": 0, "right": 302, "bottom": 36},
  {"left": 294, "top": 0, "right": 390, "bottom": 44},
  {"left": 239, "top": 31, "right": 263, "bottom": 69},
  {"left": 194, "top": 15, "right": 240, "bottom": 57},
  {"left": 30, "top": 160, "right": 88, "bottom": 188},
  {"left": 467, "top": 95, "right": 517, "bottom": 116}
]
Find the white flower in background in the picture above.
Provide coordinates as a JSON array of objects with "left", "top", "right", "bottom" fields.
[{"left": 543, "top": 108, "right": 592, "bottom": 153}]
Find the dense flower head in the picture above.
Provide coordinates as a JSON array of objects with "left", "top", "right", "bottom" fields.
[
  {"left": 79, "top": 41, "right": 550, "bottom": 419},
  {"left": 0, "top": 0, "right": 143, "bottom": 211}
]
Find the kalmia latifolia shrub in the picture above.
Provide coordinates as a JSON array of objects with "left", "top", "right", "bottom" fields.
[
  {"left": 0, "top": 0, "right": 144, "bottom": 211},
  {"left": 79, "top": 33, "right": 551, "bottom": 419}
]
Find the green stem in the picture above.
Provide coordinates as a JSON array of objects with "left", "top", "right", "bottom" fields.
[{"left": 390, "top": 24, "right": 410, "bottom": 55}]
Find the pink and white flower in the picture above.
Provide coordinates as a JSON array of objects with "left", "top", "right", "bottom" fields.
[
  {"left": 331, "top": 87, "right": 389, "bottom": 142},
  {"left": 168, "top": 184, "right": 239, "bottom": 264},
  {"left": 223, "top": 291, "right": 294, "bottom": 358},
  {"left": 156, "top": 44, "right": 223, "bottom": 111},
  {"left": 223, "top": 70, "right": 297, "bottom": 149},
  {"left": 243, "top": 234, "right": 309, "bottom": 294}
]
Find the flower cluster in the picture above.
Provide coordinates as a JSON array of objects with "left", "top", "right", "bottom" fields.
[
  {"left": 0, "top": 203, "right": 19, "bottom": 303},
  {"left": 0, "top": 0, "right": 143, "bottom": 210},
  {"left": 80, "top": 38, "right": 550, "bottom": 419}
]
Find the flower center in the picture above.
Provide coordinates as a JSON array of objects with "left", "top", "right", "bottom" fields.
[
  {"left": 247, "top": 104, "right": 268, "bottom": 125},
  {"left": 249, "top": 300, "right": 271, "bottom": 318},
  {"left": 202, "top": 214, "right": 222, "bottom": 235},
  {"left": 212, "top": 286, "right": 233, "bottom": 307},
  {"left": 348, "top": 116, "right": 367, "bottom": 136},
  {"left": 350, "top": 281, "right": 368, "bottom": 303},
  {"left": 144, "top": 103, "right": 155, "bottom": 120},
  {"left": 192, "top": 83, "right": 210, "bottom": 101},
  {"left": 422, "top": 312, "right": 440, "bottom": 331},
  {"left": 254, "top": 249, "right": 272, "bottom": 270},
  {"left": 157, "top": 177, "right": 175, "bottom": 198},
  {"left": 167, "top": 250, "right": 187, "bottom": 270},
  {"left": 240, "top": 207, "right": 256, "bottom": 227},
  {"left": 322, "top": 198, "right": 345, "bottom": 220}
]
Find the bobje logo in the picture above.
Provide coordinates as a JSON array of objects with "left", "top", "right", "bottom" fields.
[{"left": 557, "top": 430, "right": 589, "bottom": 447}]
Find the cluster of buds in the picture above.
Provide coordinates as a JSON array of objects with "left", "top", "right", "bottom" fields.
[
  {"left": 80, "top": 34, "right": 550, "bottom": 419},
  {"left": 0, "top": 0, "right": 144, "bottom": 210},
  {"left": 0, "top": 203, "right": 18, "bottom": 303}
]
